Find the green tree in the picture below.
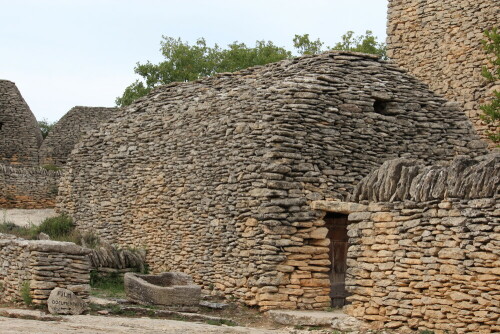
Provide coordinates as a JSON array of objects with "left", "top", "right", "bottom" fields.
[
  {"left": 480, "top": 27, "right": 500, "bottom": 143},
  {"left": 116, "top": 37, "right": 290, "bottom": 107},
  {"left": 38, "top": 118, "right": 55, "bottom": 139},
  {"left": 332, "top": 30, "right": 386, "bottom": 58},
  {"left": 293, "top": 34, "right": 324, "bottom": 55},
  {"left": 116, "top": 32, "right": 386, "bottom": 107}
]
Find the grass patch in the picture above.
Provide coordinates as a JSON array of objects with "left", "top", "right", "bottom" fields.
[
  {"left": 41, "top": 164, "right": 61, "bottom": 171},
  {"left": 0, "top": 215, "right": 101, "bottom": 247},
  {"left": 206, "top": 318, "right": 238, "bottom": 326},
  {"left": 0, "top": 222, "right": 38, "bottom": 239},
  {"left": 90, "top": 271, "right": 125, "bottom": 299}
]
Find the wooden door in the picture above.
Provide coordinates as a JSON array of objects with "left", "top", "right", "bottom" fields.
[{"left": 325, "top": 213, "right": 349, "bottom": 307}]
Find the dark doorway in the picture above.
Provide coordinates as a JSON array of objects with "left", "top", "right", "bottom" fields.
[{"left": 324, "top": 213, "right": 350, "bottom": 307}]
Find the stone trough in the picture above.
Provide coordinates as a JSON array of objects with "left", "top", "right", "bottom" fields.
[{"left": 124, "top": 272, "right": 201, "bottom": 307}]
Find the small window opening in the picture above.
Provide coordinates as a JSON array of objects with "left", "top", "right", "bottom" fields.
[
  {"left": 0, "top": 122, "right": 3, "bottom": 131},
  {"left": 373, "top": 99, "right": 388, "bottom": 114}
]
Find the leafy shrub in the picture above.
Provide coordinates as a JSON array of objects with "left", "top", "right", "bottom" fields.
[{"left": 37, "top": 215, "right": 74, "bottom": 239}]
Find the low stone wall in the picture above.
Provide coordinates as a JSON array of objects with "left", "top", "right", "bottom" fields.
[
  {"left": 0, "top": 233, "right": 91, "bottom": 305},
  {"left": 344, "top": 155, "right": 499, "bottom": 333},
  {"left": 0, "top": 164, "right": 61, "bottom": 209}
]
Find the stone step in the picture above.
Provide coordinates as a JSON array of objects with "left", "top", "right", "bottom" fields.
[{"left": 267, "top": 309, "right": 365, "bottom": 331}]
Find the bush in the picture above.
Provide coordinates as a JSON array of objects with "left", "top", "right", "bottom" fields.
[
  {"left": 20, "top": 280, "right": 32, "bottom": 306},
  {"left": 37, "top": 215, "right": 74, "bottom": 239}
]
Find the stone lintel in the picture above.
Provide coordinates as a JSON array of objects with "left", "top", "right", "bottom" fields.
[{"left": 310, "top": 201, "right": 367, "bottom": 214}]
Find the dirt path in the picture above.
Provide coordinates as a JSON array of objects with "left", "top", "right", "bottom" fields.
[{"left": 0, "top": 314, "right": 293, "bottom": 334}]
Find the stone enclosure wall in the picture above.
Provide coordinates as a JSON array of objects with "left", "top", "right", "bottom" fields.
[
  {"left": 39, "top": 106, "right": 118, "bottom": 167},
  {"left": 58, "top": 52, "right": 488, "bottom": 310},
  {"left": 387, "top": 0, "right": 499, "bottom": 142},
  {"left": 344, "top": 154, "right": 499, "bottom": 333},
  {"left": 0, "top": 233, "right": 91, "bottom": 305},
  {"left": 0, "top": 164, "right": 61, "bottom": 209},
  {"left": 0, "top": 80, "right": 43, "bottom": 167}
]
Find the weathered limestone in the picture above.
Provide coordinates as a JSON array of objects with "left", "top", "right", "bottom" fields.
[
  {"left": 345, "top": 154, "right": 499, "bottom": 333},
  {"left": 0, "top": 80, "right": 43, "bottom": 167},
  {"left": 58, "top": 51, "right": 488, "bottom": 310},
  {"left": 39, "top": 106, "right": 118, "bottom": 167},
  {"left": 88, "top": 242, "right": 146, "bottom": 273},
  {"left": 124, "top": 272, "right": 201, "bottom": 306},
  {"left": 47, "top": 287, "right": 87, "bottom": 315},
  {"left": 387, "top": 0, "right": 500, "bottom": 143},
  {"left": 0, "top": 234, "right": 91, "bottom": 305},
  {"left": 0, "top": 164, "right": 61, "bottom": 208}
]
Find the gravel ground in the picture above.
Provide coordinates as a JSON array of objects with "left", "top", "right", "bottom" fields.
[
  {"left": 0, "top": 313, "right": 292, "bottom": 334},
  {"left": 0, "top": 208, "right": 57, "bottom": 226}
]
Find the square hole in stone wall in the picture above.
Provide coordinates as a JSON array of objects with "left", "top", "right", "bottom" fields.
[{"left": 373, "top": 99, "right": 389, "bottom": 114}]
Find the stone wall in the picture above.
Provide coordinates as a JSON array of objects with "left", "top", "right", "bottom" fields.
[
  {"left": 386, "top": 0, "right": 499, "bottom": 143},
  {"left": 39, "top": 106, "right": 118, "bottom": 167},
  {"left": 0, "top": 233, "right": 91, "bottom": 305},
  {"left": 0, "top": 164, "right": 61, "bottom": 209},
  {"left": 344, "top": 155, "right": 499, "bottom": 333},
  {"left": 0, "top": 80, "right": 43, "bottom": 167},
  {"left": 58, "top": 52, "right": 488, "bottom": 310}
]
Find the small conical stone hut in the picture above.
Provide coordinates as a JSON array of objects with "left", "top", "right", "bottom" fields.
[
  {"left": 39, "top": 106, "right": 118, "bottom": 167},
  {"left": 0, "top": 80, "right": 43, "bottom": 167}
]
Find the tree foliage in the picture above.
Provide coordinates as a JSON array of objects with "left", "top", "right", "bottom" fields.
[
  {"left": 38, "top": 118, "right": 55, "bottom": 139},
  {"left": 480, "top": 27, "right": 500, "bottom": 143},
  {"left": 116, "top": 31, "right": 386, "bottom": 107}
]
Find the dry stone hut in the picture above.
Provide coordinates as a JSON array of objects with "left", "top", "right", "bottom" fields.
[
  {"left": 341, "top": 154, "right": 499, "bottom": 333},
  {"left": 0, "top": 79, "right": 43, "bottom": 167},
  {"left": 387, "top": 0, "right": 499, "bottom": 141},
  {"left": 39, "top": 106, "right": 118, "bottom": 167},
  {"left": 58, "top": 52, "right": 489, "bottom": 311}
]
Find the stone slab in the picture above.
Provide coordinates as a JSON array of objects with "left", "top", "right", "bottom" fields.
[
  {"left": 48, "top": 287, "right": 87, "bottom": 315},
  {"left": 267, "top": 309, "right": 365, "bottom": 331}
]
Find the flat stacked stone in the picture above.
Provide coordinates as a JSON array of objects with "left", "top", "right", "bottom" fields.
[
  {"left": 0, "top": 164, "right": 61, "bottom": 208},
  {"left": 0, "top": 234, "right": 91, "bottom": 305},
  {"left": 39, "top": 106, "right": 118, "bottom": 167},
  {"left": 0, "top": 80, "right": 43, "bottom": 167},
  {"left": 345, "top": 154, "right": 499, "bottom": 333},
  {"left": 387, "top": 0, "right": 500, "bottom": 144},
  {"left": 57, "top": 51, "right": 488, "bottom": 311}
]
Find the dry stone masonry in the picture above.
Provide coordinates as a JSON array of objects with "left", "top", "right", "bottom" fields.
[
  {"left": 0, "top": 164, "right": 61, "bottom": 208},
  {"left": 58, "top": 51, "right": 488, "bottom": 311},
  {"left": 345, "top": 154, "right": 499, "bottom": 333},
  {"left": 387, "top": 0, "right": 500, "bottom": 143},
  {"left": 0, "top": 233, "right": 91, "bottom": 305},
  {"left": 0, "top": 80, "right": 43, "bottom": 167},
  {"left": 39, "top": 106, "right": 118, "bottom": 167}
]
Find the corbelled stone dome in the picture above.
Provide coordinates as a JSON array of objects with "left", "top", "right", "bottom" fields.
[{"left": 0, "top": 80, "right": 42, "bottom": 167}]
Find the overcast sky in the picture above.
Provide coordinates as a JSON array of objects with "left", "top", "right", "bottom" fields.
[{"left": 1, "top": 0, "right": 388, "bottom": 123}]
